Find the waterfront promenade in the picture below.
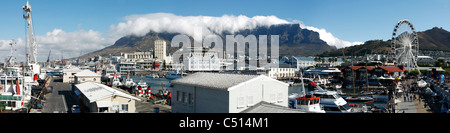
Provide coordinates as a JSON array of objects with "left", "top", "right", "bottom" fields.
[
  {"left": 393, "top": 78, "right": 431, "bottom": 113},
  {"left": 394, "top": 95, "right": 430, "bottom": 113}
]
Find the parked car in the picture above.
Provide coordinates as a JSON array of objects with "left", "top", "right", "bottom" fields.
[{"left": 71, "top": 105, "right": 81, "bottom": 113}]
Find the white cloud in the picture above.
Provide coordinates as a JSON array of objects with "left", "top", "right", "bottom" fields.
[
  {"left": 0, "top": 29, "right": 116, "bottom": 62},
  {"left": 296, "top": 20, "right": 363, "bottom": 48},
  {"left": 110, "top": 13, "right": 291, "bottom": 41},
  {"left": 0, "top": 13, "right": 363, "bottom": 62},
  {"left": 111, "top": 13, "right": 362, "bottom": 48},
  {"left": 0, "top": 39, "right": 26, "bottom": 62}
]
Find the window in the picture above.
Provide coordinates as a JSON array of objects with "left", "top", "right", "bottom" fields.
[
  {"left": 237, "top": 96, "right": 245, "bottom": 108},
  {"left": 177, "top": 91, "right": 181, "bottom": 102},
  {"left": 247, "top": 96, "right": 254, "bottom": 106},
  {"left": 270, "top": 94, "right": 276, "bottom": 103},
  {"left": 183, "top": 92, "right": 187, "bottom": 103},
  {"left": 277, "top": 93, "right": 283, "bottom": 103},
  {"left": 121, "top": 104, "right": 128, "bottom": 112},
  {"left": 188, "top": 93, "right": 194, "bottom": 104}
]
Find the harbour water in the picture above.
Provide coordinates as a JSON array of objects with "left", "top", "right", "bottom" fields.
[{"left": 288, "top": 85, "right": 309, "bottom": 95}]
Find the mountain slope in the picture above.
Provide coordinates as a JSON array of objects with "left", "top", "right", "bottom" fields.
[
  {"left": 319, "top": 27, "right": 450, "bottom": 57},
  {"left": 418, "top": 27, "right": 450, "bottom": 51}
]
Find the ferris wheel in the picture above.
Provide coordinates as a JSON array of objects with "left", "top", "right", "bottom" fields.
[{"left": 391, "top": 20, "right": 419, "bottom": 71}]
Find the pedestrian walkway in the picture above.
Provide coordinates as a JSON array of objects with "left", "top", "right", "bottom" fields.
[
  {"left": 395, "top": 95, "right": 431, "bottom": 113},
  {"left": 395, "top": 98, "right": 416, "bottom": 113},
  {"left": 413, "top": 99, "right": 431, "bottom": 113}
]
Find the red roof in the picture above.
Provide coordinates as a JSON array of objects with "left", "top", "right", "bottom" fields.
[
  {"left": 342, "top": 66, "right": 376, "bottom": 71},
  {"left": 378, "top": 66, "right": 405, "bottom": 73},
  {"left": 341, "top": 66, "right": 404, "bottom": 72}
]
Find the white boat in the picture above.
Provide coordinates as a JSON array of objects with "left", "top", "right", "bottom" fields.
[
  {"left": 0, "top": 1, "right": 43, "bottom": 112},
  {"left": 345, "top": 96, "right": 374, "bottom": 102},
  {"left": 122, "top": 75, "right": 136, "bottom": 89},
  {"left": 309, "top": 82, "right": 366, "bottom": 113},
  {"left": 0, "top": 66, "right": 38, "bottom": 111},
  {"left": 134, "top": 78, "right": 150, "bottom": 97},
  {"left": 144, "top": 73, "right": 159, "bottom": 79},
  {"left": 332, "top": 84, "right": 342, "bottom": 89},
  {"left": 165, "top": 72, "right": 187, "bottom": 80},
  {"left": 102, "top": 64, "right": 117, "bottom": 81},
  {"left": 152, "top": 74, "right": 159, "bottom": 79},
  {"left": 289, "top": 93, "right": 325, "bottom": 113},
  {"left": 288, "top": 70, "right": 326, "bottom": 113},
  {"left": 371, "top": 90, "right": 389, "bottom": 102},
  {"left": 111, "top": 74, "right": 122, "bottom": 87}
]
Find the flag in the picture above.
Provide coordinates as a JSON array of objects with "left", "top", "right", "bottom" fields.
[{"left": 15, "top": 79, "right": 20, "bottom": 95}]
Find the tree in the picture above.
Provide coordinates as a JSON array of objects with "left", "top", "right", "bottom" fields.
[
  {"left": 314, "top": 57, "right": 320, "bottom": 62},
  {"left": 409, "top": 70, "right": 420, "bottom": 76},
  {"left": 435, "top": 59, "right": 446, "bottom": 68}
]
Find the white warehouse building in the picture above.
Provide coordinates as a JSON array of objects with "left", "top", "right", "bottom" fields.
[{"left": 170, "top": 72, "right": 289, "bottom": 113}]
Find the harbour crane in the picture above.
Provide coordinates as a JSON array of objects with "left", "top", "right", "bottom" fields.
[{"left": 23, "top": 0, "right": 41, "bottom": 75}]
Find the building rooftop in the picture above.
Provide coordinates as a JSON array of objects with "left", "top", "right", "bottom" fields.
[
  {"left": 62, "top": 67, "right": 81, "bottom": 72},
  {"left": 75, "top": 82, "right": 141, "bottom": 103},
  {"left": 264, "top": 63, "right": 296, "bottom": 69},
  {"left": 341, "top": 66, "right": 405, "bottom": 73},
  {"left": 171, "top": 72, "right": 260, "bottom": 90},
  {"left": 241, "top": 101, "right": 305, "bottom": 113},
  {"left": 293, "top": 56, "right": 315, "bottom": 61},
  {"left": 74, "top": 70, "right": 101, "bottom": 77}
]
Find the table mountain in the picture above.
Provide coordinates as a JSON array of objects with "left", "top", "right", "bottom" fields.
[{"left": 80, "top": 24, "right": 336, "bottom": 59}]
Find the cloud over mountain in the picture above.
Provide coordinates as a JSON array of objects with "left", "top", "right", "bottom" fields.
[
  {"left": 296, "top": 21, "right": 363, "bottom": 48},
  {"left": 0, "top": 13, "right": 362, "bottom": 61},
  {"left": 110, "top": 13, "right": 362, "bottom": 48},
  {"left": 109, "top": 13, "right": 291, "bottom": 41}
]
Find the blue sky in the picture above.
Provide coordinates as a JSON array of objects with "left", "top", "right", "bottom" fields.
[
  {"left": 1, "top": 0, "right": 450, "bottom": 61},
  {"left": 1, "top": 0, "right": 449, "bottom": 41}
]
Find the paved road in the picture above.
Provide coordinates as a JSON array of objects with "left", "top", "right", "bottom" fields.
[{"left": 41, "top": 77, "right": 78, "bottom": 113}]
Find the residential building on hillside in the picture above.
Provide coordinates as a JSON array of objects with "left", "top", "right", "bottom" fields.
[{"left": 154, "top": 40, "right": 167, "bottom": 61}]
